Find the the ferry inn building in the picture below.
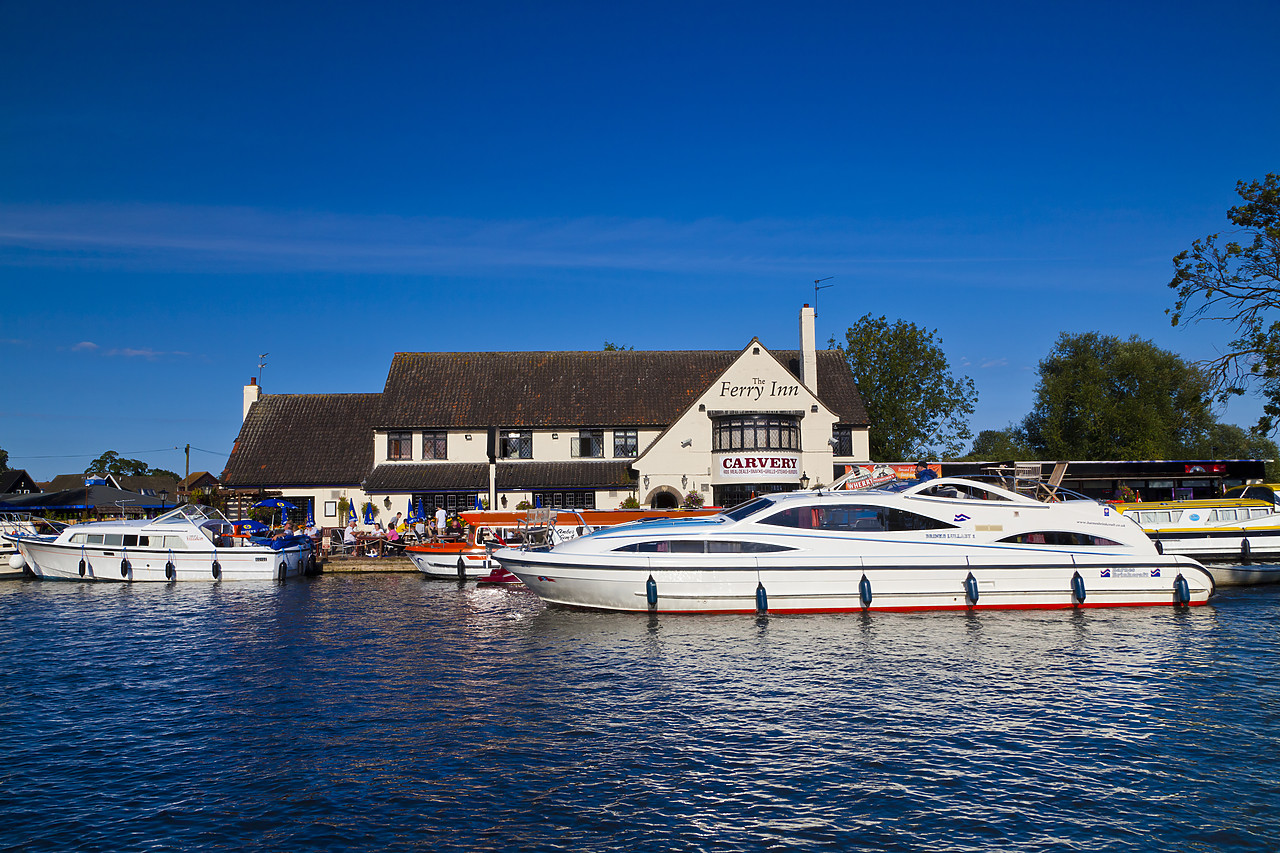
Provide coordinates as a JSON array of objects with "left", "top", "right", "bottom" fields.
[{"left": 222, "top": 306, "right": 871, "bottom": 526}]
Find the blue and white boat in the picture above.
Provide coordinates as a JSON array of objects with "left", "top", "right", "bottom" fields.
[
  {"left": 4, "top": 504, "right": 317, "bottom": 582},
  {"left": 494, "top": 477, "right": 1216, "bottom": 614}
]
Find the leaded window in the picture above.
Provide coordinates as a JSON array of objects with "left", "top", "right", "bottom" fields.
[
  {"left": 572, "top": 429, "right": 604, "bottom": 458},
  {"left": 388, "top": 431, "right": 413, "bottom": 461},
  {"left": 614, "top": 429, "right": 639, "bottom": 458},
  {"left": 712, "top": 415, "right": 800, "bottom": 451},
  {"left": 422, "top": 430, "right": 447, "bottom": 460},
  {"left": 500, "top": 430, "right": 533, "bottom": 459}
]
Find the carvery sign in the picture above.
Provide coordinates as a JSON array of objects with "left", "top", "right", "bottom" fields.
[{"left": 717, "top": 454, "right": 800, "bottom": 482}]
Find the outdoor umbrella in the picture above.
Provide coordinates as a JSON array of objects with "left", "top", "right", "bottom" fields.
[
  {"left": 235, "top": 519, "right": 267, "bottom": 535},
  {"left": 348, "top": 498, "right": 357, "bottom": 522},
  {"left": 252, "top": 498, "right": 296, "bottom": 528},
  {"left": 416, "top": 497, "right": 425, "bottom": 522},
  {"left": 306, "top": 500, "right": 315, "bottom": 527},
  {"left": 363, "top": 502, "right": 374, "bottom": 524},
  {"left": 535, "top": 495, "right": 542, "bottom": 508},
  {"left": 406, "top": 497, "right": 415, "bottom": 522},
  {"left": 475, "top": 495, "right": 483, "bottom": 510}
]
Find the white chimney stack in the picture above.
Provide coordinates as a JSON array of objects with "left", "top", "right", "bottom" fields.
[
  {"left": 243, "top": 377, "right": 260, "bottom": 421},
  {"left": 800, "top": 304, "right": 818, "bottom": 396}
]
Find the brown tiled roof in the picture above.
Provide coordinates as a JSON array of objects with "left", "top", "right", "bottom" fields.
[
  {"left": 222, "top": 393, "right": 379, "bottom": 487},
  {"left": 365, "top": 461, "right": 635, "bottom": 492},
  {"left": 377, "top": 348, "right": 868, "bottom": 428}
]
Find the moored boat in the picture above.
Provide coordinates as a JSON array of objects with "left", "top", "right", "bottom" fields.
[
  {"left": 1113, "top": 487, "right": 1280, "bottom": 583},
  {"left": 3, "top": 504, "right": 317, "bottom": 582},
  {"left": 495, "top": 477, "right": 1216, "bottom": 614}
]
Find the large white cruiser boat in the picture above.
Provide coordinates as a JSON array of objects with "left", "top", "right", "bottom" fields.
[
  {"left": 4, "top": 504, "right": 317, "bottom": 582},
  {"left": 494, "top": 477, "right": 1216, "bottom": 614}
]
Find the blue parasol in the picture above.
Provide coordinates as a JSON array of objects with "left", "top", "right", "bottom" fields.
[
  {"left": 253, "top": 498, "right": 297, "bottom": 510},
  {"left": 363, "top": 502, "right": 374, "bottom": 524},
  {"left": 235, "top": 519, "right": 267, "bottom": 534},
  {"left": 416, "top": 497, "right": 425, "bottom": 522},
  {"left": 306, "top": 500, "right": 315, "bottom": 527},
  {"left": 348, "top": 498, "right": 357, "bottom": 521},
  {"left": 475, "top": 495, "right": 483, "bottom": 510},
  {"left": 535, "top": 495, "right": 542, "bottom": 508},
  {"left": 407, "top": 497, "right": 415, "bottom": 522}
]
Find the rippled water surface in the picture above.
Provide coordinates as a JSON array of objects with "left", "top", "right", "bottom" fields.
[{"left": 3, "top": 572, "right": 1280, "bottom": 852}]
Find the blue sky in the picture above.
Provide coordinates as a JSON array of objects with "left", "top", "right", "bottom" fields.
[{"left": 3, "top": 1, "right": 1278, "bottom": 480}]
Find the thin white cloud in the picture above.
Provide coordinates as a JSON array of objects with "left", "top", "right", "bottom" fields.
[
  {"left": 980, "top": 358, "right": 1009, "bottom": 368},
  {"left": 71, "top": 341, "right": 98, "bottom": 351},
  {"left": 0, "top": 202, "right": 1083, "bottom": 278}
]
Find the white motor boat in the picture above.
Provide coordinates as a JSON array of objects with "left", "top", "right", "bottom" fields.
[
  {"left": 1113, "top": 494, "right": 1280, "bottom": 584},
  {"left": 494, "top": 477, "right": 1216, "bottom": 614},
  {"left": 1, "top": 513, "right": 66, "bottom": 579},
  {"left": 3, "top": 504, "right": 318, "bottom": 582}
]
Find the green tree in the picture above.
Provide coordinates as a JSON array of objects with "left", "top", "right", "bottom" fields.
[
  {"left": 603, "top": 341, "right": 634, "bottom": 351},
  {"left": 832, "top": 315, "right": 977, "bottom": 461},
  {"left": 0, "top": 446, "right": 8, "bottom": 472},
  {"left": 85, "top": 451, "right": 176, "bottom": 478},
  {"left": 1020, "top": 332, "right": 1216, "bottom": 459},
  {"left": 1186, "top": 423, "right": 1280, "bottom": 482},
  {"left": 1169, "top": 172, "right": 1280, "bottom": 433},
  {"left": 963, "top": 427, "right": 1032, "bottom": 461}
]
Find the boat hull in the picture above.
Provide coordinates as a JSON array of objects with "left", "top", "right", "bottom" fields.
[
  {"left": 1148, "top": 529, "right": 1280, "bottom": 581},
  {"left": 406, "top": 545, "right": 497, "bottom": 579},
  {"left": 498, "top": 551, "right": 1215, "bottom": 614},
  {"left": 11, "top": 537, "right": 315, "bottom": 582}
]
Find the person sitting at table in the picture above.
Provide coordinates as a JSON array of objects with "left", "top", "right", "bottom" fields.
[
  {"left": 446, "top": 515, "right": 464, "bottom": 538},
  {"left": 427, "top": 516, "right": 438, "bottom": 541},
  {"left": 343, "top": 520, "right": 358, "bottom": 547},
  {"left": 386, "top": 522, "right": 400, "bottom": 543},
  {"left": 274, "top": 522, "right": 295, "bottom": 540}
]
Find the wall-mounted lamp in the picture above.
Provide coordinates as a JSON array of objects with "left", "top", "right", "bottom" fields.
[
  {"left": 799, "top": 472, "right": 810, "bottom": 490},
  {"left": 828, "top": 437, "right": 840, "bottom": 449},
  {"left": 552, "top": 433, "right": 559, "bottom": 439},
  {"left": 643, "top": 475, "right": 650, "bottom": 489},
  {"left": 465, "top": 434, "right": 473, "bottom": 440},
  {"left": 501, "top": 495, "right": 507, "bottom": 508},
  {"left": 811, "top": 404, "right": 819, "bottom": 413},
  {"left": 681, "top": 475, "right": 688, "bottom": 488},
  {"left": 680, "top": 438, "right": 692, "bottom": 447}
]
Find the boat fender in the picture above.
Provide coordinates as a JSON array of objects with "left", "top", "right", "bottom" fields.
[
  {"left": 646, "top": 574, "right": 658, "bottom": 610},
  {"left": 1155, "top": 539, "right": 1164, "bottom": 555},
  {"left": 859, "top": 574, "right": 872, "bottom": 607},
  {"left": 165, "top": 561, "right": 175, "bottom": 581},
  {"left": 755, "top": 581, "right": 768, "bottom": 615},
  {"left": 1173, "top": 573, "right": 1191, "bottom": 606},
  {"left": 1242, "top": 538, "right": 1252, "bottom": 565},
  {"left": 120, "top": 557, "right": 130, "bottom": 578},
  {"left": 964, "top": 571, "right": 979, "bottom": 605},
  {"left": 456, "top": 555, "right": 466, "bottom": 582},
  {"left": 78, "top": 558, "right": 87, "bottom": 577},
  {"left": 1071, "top": 570, "right": 1086, "bottom": 604},
  {"left": 212, "top": 560, "right": 221, "bottom": 580},
  {"left": 279, "top": 561, "right": 287, "bottom": 580}
]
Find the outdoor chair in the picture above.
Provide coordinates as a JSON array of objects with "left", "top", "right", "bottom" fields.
[{"left": 329, "top": 529, "right": 355, "bottom": 557}]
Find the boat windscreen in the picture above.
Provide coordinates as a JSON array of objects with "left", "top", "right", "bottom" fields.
[{"left": 722, "top": 497, "right": 776, "bottom": 521}]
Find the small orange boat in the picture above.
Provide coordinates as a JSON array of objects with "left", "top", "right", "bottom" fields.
[{"left": 406, "top": 508, "right": 720, "bottom": 580}]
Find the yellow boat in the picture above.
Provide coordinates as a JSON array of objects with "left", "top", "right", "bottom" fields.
[{"left": 1113, "top": 484, "right": 1280, "bottom": 583}]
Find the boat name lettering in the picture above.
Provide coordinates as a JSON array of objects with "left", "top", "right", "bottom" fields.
[
  {"left": 185, "top": 535, "right": 203, "bottom": 542},
  {"left": 924, "top": 533, "right": 974, "bottom": 539},
  {"left": 1106, "top": 566, "right": 1150, "bottom": 578},
  {"left": 718, "top": 379, "right": 801, "bottom": 400}
]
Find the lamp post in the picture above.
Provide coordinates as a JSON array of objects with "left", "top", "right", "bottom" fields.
[
  {"left": 159, "top": 489, "right": 168, "bottom": 512},
  {"left": 799, "top": 473, "right": 810, "bottom": 491}
]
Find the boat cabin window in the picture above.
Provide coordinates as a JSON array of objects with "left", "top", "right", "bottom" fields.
[
  {"left": 1136, "top": 510, "right": 1177, "bottom": 524},
  {"left": 723, "top": 497, "right": 776, "bottom": 521},
  {"left": 612, "top": 540, "right": 793, "bottom": 553},
  {"left": 999, "top": 531, "right": 1122, "bottom": 546},
  {"left": 761, "top": 505, "right": 956, "bottom": 532},
  {"left": 915, "top": 482, "right": 1013, "bottom": 501}
]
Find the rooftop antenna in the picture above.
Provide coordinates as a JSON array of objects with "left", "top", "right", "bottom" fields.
[
  {"left": 258, "top": 352, "right": 269, "bottom": 390},
  {"left": 813, "top": 277, "right": 835, "bottom": 332}
]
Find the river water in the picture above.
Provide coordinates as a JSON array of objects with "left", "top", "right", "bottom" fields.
[{"left": 2, "top": 572, "right": 1279, "bottom": 852}]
